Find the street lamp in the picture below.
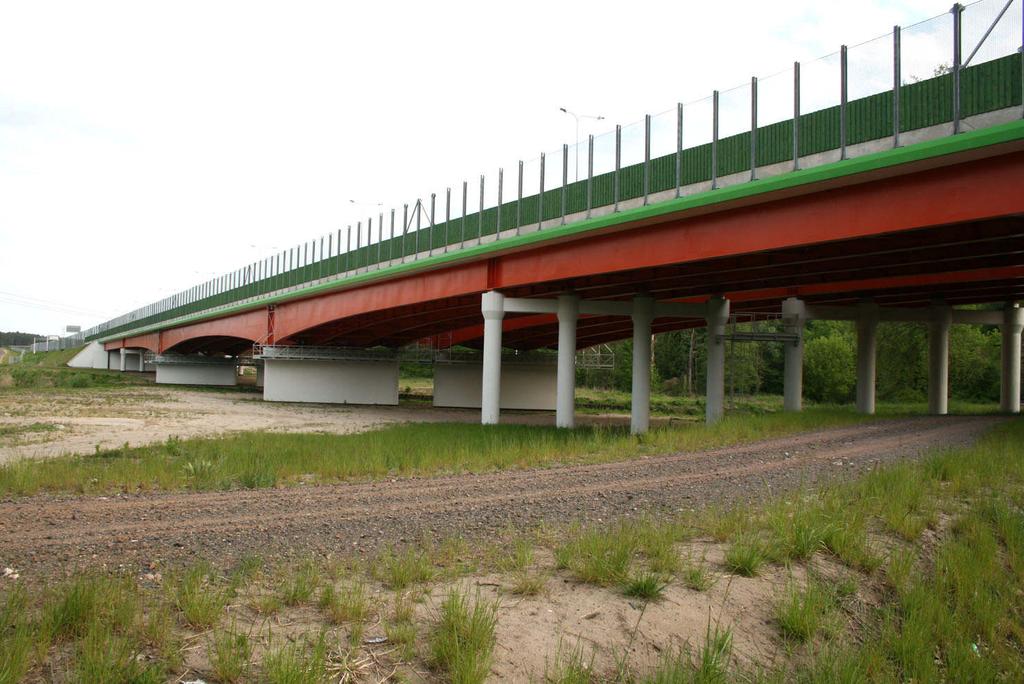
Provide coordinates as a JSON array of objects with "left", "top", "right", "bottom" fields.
[{"left": 560, "top": 107, "right": 605, "bottom": 182}]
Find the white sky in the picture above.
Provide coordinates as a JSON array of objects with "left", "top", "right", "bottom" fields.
[{"left": 0, "top": 0, "right": 964, "bottom": 335}]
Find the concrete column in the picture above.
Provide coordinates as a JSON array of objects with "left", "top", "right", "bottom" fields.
[
  {"left": 1001, "top": 303, "right": 1023, "bottom": 414},
  {"left": 631, "top": 296, "right": 655, "bottom": 435},
  {"left": 705, "top": 296, "right": 730, "bottom": 424},
  {"left": 480, "top": 291, "right": 505, "bottom": 425},
  {"left": 119, "top": 348, "right": 126, "bottom": 372},
  {"left": 855, "top": 302, "right": 878, "bottom": 414},
  {"left": 556, "top": 294, "right": 579, "bottom": 428},
  {"left": 137, "top": 350, "right": 146, "bottom": 372},
  {"left": 782, "top": 297, "right": 806, "bottom": 412},
  {"left": 928, "top": 302, "right": 952, "bottom": 415}
]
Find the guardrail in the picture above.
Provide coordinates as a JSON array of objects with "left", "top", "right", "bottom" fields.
[{"left": 85, "top": 0, "right": 1023, "bottom": 345}]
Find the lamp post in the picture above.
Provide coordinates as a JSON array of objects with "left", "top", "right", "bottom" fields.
[{"left": 559, "top": 107, "right": 605, "bottom": 182}]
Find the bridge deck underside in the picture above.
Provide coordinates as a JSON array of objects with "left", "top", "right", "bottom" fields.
[
  {"left": 109, "top": 145, "right": 1024, "bottom": 356},
  {"left": 288, "top": 215, "right": 1023, "bottom": 351}
]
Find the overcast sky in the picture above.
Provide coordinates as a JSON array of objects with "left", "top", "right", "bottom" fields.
[{"left": 0, "top": 0, "right": 970, "bottom": 335}]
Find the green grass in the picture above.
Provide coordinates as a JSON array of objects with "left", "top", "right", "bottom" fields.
[
  {"left": 0, "top": 350, "right": 148, "bottom": 391},
  {"left": 774, "top": 580, "right": 832, "bottom": 643},
  {"left": 319, "top": 582, "right": 371, "bottom": 624},
  {"left": 555, "top": 522, "right": 638, "bottom": 586},
  {"left": 0, "top": 587, "right": 33, "bottom": 684},
  {"left": 172, "top": 563, "right": 230, "bottom": 628},
  {"left": 622, "top": 572, "right": 670, "bottom": 600},
  {"left": 378, "top": 547, "right": 435, "bottom": 590},
  {"left": 261, "top": 633, "right": 328, "bottom": 684},
  {"left": 279, "top": 559, "right": 320, "bottom": 607},
  {"left": 545, "top": 640, "right": 597, "bottom": 683},
  {"left": 428, "top": 588, "right": 499, "bottom": 684},
  {"left": 723, "top": 536, "right": 769, "bottom": 577},
  {"left": 0, "top": 408, "right": 874, "bottom": 498},
  {"left": 208, "top": 624, "right": 252, "bottom": 683}
]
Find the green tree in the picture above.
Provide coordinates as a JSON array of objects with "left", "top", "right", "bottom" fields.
[{"left": 803, "top": 334, "right": 856, "bottom": 403}]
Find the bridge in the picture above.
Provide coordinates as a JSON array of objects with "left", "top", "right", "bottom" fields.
[{"left": 67, "top": 1, "right": 1024, "bottom": 431}]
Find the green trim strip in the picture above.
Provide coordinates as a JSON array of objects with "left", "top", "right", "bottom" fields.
[{"left": 99, "top": 118, "right": 1024, "bottom": 344}]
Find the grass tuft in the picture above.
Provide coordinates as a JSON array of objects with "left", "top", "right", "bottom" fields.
[
  {"left": 428, "top": 588, "right": 499, "bottom": 684},
  {"left": 379, "top": 548, "right": 435, "bottom": 589},
  {"left": 723, "top": 536, "right": 768, "bottom": 577},
  {"left": 173, "top": 563, "right": 229, "bottom": 629},
  {"left": 208, "top": 623, "right": 252, "bottom": 683},
  {"left": 622, "top": 572, "right": 670, "bottom": 601},
  {"left": 774, "top": 581, "right": 831, "bottom": 643},
  {"left": 262, "top": 633, "right": 328, "bottom": 684}
]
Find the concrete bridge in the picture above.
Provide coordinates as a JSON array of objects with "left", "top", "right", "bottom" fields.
[{"left": 69, "top": 5, "right": 1024, "bottom": 430}]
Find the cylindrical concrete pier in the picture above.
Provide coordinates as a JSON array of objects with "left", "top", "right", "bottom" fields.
[
  {"left": 928, "top": 303, "right": 952, "bottom": 415},
  {"left": 631, "top": 296, "right": 655, "bottom": 435},
  {"left": 782, "top": 297, "right": 805, "bottom": 412},
  {"left": 705, "top": 297, "right": 730, "bottom": 424},
  {"left": 1001, "top": 303, "right": 1022, "bottom": 414},
  {"left": 480, "top": 291, "right": 505, "bottom": 425},
  {"left": 855, "top": 302, "right": 878, "bottom": 415},
  {"left": 556, "top": 294, "right": 579, "bottom": 428}
]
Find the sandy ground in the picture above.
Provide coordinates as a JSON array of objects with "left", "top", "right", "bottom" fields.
[
  {"left": 0, "top": 385, "right": 654, "bottom": 463},
  {"left": 0, "top": 414, "right": 1001, "bottom": 681}
]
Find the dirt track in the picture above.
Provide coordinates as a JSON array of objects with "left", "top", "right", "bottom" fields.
[{"left": 0, "top": 415, "right": 1001, "bottom": 582}]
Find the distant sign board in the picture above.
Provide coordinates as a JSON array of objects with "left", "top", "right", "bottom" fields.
[{"left": 65, "top": 325, "right": 81, "bottom": 334}]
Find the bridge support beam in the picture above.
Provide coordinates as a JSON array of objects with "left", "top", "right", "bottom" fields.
[
  {"left": 263, "top": 358, "right": 397, "bottom": 403},
  {"left": 631, "top": 296, "right": 654, "bottom": 434},
  {"left": 481, "top": 291, "right": 505, "bottom": 425},
  {"left": 855, "top": 302, "right": 878, "bottom": 415},
  {"left": 928, "top": 302, "right": 952, "bottom": 415},
  {"left": 1001, "top": 302, "right": 1022, "bottom": 414},
  {"left": 782, "top": 297, "right": 806, "bottom": 412},
  {"left": 556, "top": 294, "right": 579, "bottom": 429},
  {"left": 155, "top": 358, "right": 238, "bottom": 386},
  {"left": 705, "top": 296, "right": 730, "bottom": 424}
]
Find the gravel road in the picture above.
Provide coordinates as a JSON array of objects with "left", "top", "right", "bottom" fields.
[{"left": 0, "top": 415, "right": 1000, "bottom": 582}]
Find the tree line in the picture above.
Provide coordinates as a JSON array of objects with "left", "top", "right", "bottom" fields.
[{"left": 578, "top": 318, "right": 1013, "bottom": 404}]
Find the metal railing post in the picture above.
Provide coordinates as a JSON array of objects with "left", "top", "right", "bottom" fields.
[
  {"left": 497, "top": 169, "right": 503, "bottom": 238},
  {"left": 415, "top": 202, "right": 421, "bottom": 258},
  {"left": 444, "top": 189, "right": 451, "bottom": 253},
  {"left": 377, "top": 212, "right": 383, "bottom": 268},
  {"left": 840, "top": 44, "right": 848, "bottom": 159},
  {"left": 894, "top": 26, "right": 902, "bottom": 146},
  {"left": 389, "top": 209, "right": 395, "bottom": 263},
  {"left": 429, "top": 194, "right": 435, "bottom": 256},
  {"left": 516, "top": 161, "right": 523, "bottom": 235},
  {"left": 402, "top": 204, "right": 408, "bottom": 261},
  {"left": 675, "top": 102, "right": 683, "bottom": 198},
  {"left": 586, "top": 135, "right": 594, "bottom": 218},
  {"left": 561, "top": 144, "right": 568, "bottom": 224},
  {"left": 345, "top": 228, "right": 351, "bottom": 274},
  {"left": 613, "top": 124, "right": 621, "bottom": 210},
  {"left": 356, "top": 222, "right": 362, "bottom": 271},
  {"left": 750, "top": 76, "right": 758, "bottom": 180},
  {"left": 793, "top": 62, "right": 801, "bottom": 170},
  {"left": 712, "top": 90, "right": 719, "bottom": 189},
  {"left": 538, "top": 153, "right": 545, "bottom": 230},
  {"left": 952, "top": 3, "right": 963, "bottom": 133},
  {"left": 643, "top": 114, "right": 651, "bottom": 205},
  {"left": 478, "top": 174, "right": 485, "bottom": 243},
  {"left": 461, "top": 181, "right": 467, "bottom": 247}
]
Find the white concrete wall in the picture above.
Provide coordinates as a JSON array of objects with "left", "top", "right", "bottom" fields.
[
  {"left": 263, "top": 359, "right": 399, "bottom": 405},
  {"left": 68, "top": 341, "right": 109, "bottom": 369},
  {"left": 107, "top": 351, "right": 121, "bottom": 370},
  {"left": 433, "top": 363, "right": 556, "bottom": 410},
  {"left": 155, "top": 363, "right": 238, "bottom": 386}
]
